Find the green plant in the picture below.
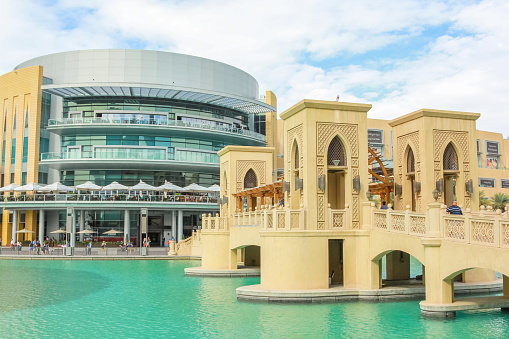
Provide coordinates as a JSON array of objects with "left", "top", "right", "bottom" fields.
[
  {"left": 490, "top": 192, "right": 509, "bottom": 211},
  {"left": 479, "top": 190, "right": 490, "bottom": 207}
]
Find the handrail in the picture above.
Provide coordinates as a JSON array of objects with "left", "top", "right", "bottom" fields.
[{"left": 47, "top": 118, "right": 266, "bottom": 141}]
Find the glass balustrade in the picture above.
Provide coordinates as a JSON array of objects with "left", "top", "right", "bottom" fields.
[
  {"left": 48, "top": 118, "right": 265, "bottom": 141},
  {"left": 41, "top": 149, "right": 220, "bottom": 163}
]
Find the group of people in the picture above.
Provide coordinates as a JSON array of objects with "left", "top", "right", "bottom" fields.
[{"left": 142, "top": 237, "right": 151, "bottom": 247}]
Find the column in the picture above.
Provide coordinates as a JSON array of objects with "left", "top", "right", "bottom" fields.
[
  {"left": 124, "top": 210, "right": 130, "bottom": 243},
  {"left": 38, "top": 210, "right": 45, "bottom": 242},
  {"left": 178, "top": 210, "right": 183, "bottom": 243},
  {"left": 171, "top": 210, "right": 176, "bottom": 240},
  {"left": 79, "top": 211, "right": 85, "bottom": 242},
  {"left": 70, "top": 210, "right": 76, "bottom": 248},
  {"left": 11, "top": 211, "right": 18, "bottom": 242}
]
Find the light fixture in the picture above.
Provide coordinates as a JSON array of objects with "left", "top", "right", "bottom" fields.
[{"left": 432, "top": 189, "right": 439, "bottom": 202}]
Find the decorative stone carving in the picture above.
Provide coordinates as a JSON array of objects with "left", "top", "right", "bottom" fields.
[
  {"left": 318, "top": 195, "right": 325, "bottom": 221},
  {"left": 287, "top": 124, "right": 304, "bottom": 166},
  {"left": 472, "top": 221, "right": 494, "bottom": 243},
  {"left": 236, "top": 160, "right": 265, "bottom": 192},
  {"left": 391, "top": 214, "right": 405, "bottom": 232},
  {"left": 445, "top": 219, "right": 465, "bottom": 240},
  {"left": 433, "top": 130, "right": 469, "bottom": 161},
  {"left": 316, "top": 122, "right": 358, "bottom": 158},
  {"left": 410, "top": 216, "right": 426, "bottom": 234}
]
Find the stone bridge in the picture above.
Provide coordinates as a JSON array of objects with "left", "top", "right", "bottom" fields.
[{"left": 198, "top": 202, "right": 509, "bottom": 317}]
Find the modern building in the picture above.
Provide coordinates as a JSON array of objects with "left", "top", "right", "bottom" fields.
[{"left": 0, "top": 49, "right": 277, "bottom": 246}]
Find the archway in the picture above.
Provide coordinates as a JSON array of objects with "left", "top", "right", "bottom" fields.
[
  {"left": 443, "top": 143, "right": 459, "bottom": 207},
  {"left": 444, "top": 267, "right": 506, "bottom": 301},
  {"left": 327, "top": 136, "right": 347, "bottom": 209},
  {"left": 243, "top": 169, "right": 258, "bottom": 210},
  {"left": 290, "top": 140, "right": 301, "bottom": 209},
  {"left": 373, "top": 249, "right": 424, "bottom": 288},
  {"left": 235, "top": 245, "right": 261, "bottom": 267},
  {"left": 405, "top": 146, "right": 417, "bottom": 211}
]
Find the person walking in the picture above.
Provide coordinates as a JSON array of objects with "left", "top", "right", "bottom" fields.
[{"left": 446, "top": 200, "right": 463, "bottom": 215}]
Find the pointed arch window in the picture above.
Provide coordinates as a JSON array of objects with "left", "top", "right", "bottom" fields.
[
  {"left": 327, "top": 136, "right": 346, "bottom": 166},
  {"left": 443, "top": 143, "right": 458, "bottom": 171},
  {"left": 294, "top": 144, "right": 299, "bottom": 169},
  {"left": 244, "top": 169, "right": 258, "bottom": 189},
  {"left": 407, "top": 148, "right": 415, "bottom": 173}
]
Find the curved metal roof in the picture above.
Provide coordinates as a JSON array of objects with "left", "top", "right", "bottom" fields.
[{"left": 42, "top": 83, "right": 275, "bottom": 114}]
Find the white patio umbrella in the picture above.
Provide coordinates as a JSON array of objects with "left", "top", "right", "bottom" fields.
[
  {"left": 76, "top": 181, "right": 102, "bottom": 191},
  {"left": 16, "top": 228, "right": 35, "bottom": 233},
  {"left": 103, "top": 229, "right": 123, "bottom": 235},
  {"left": 39, "top": 182, "right": 74, "bottom": 192},
  {"left": 77, "top": 229, "right": 97, "bottom": 234},
  {"left": 208, "top": 184, "right": 220, "bottom": 192},
  {"left": 183, "top": 183, "right": 211, "bottom": 193},
  {"left": 0, "top": 183, "right": 19, "bottom": 192},
  {"left": 14, "top": 183, "right": 43, "bottom": 192},
  {"left": 50, "top": 229, "right": 67, "bottom": 234},
  {"left": 102, "top": 181, "right": 129, "bottom": 191},
  {"left": 156, "top": 180, "right": 184, "bottom": 192},
  {"left": 129, "top": 180, "right": 156, "bottom": 191}
]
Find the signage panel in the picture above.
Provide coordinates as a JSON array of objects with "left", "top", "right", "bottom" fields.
[
  {"left": 486, "top": 141, "right": 499, "bottom": 154},
  {"left": 368, "top": 130, "right": 383, "bottom": 144}
]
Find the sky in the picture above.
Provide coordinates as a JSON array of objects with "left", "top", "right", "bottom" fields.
[{"left": 0, "top": 0, "right": 507, "bottom": 135}]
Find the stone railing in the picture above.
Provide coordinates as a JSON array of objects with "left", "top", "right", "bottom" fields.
[
  {"left": 442, "top": 208, "right": 509, "bottom": 248},
  {"left": 372, "top": 206, "right": 427, "bottom": 236},
  {"left": 219, "top": 206, "right": 306, "bottom": 230},
  {"left": 369, "top": 202, "right": 509, "bottom": 249},
  {"left": 327, "top": 205, "right": 351, "bottom": 230},
  {"left": 201, "top": 213, "right": 229, "bottom": 232}
]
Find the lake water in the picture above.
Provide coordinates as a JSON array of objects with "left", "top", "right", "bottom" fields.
[{"left": 0, "top": 260, "right": 507, "bottom": 338}]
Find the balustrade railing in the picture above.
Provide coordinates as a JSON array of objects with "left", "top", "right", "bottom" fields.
[{"left": 1, "top": 193, "right": 218, "bottom": 204}]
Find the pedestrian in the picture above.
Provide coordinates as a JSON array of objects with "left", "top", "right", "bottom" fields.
[
  {"left": 380, "top": 201, "right": 388, "bottom": 210},
  {"left": 446, "top": 200, "right": 462, "bottom": 215},
  {"left": 10, "top": 238, "right": 14, "bottom": 251},
  {"left": 87, "top": 241, "right": 92, "bottom": 255},
  {"left": 101, "top": 241, "right": 106, "bottom": 252}
]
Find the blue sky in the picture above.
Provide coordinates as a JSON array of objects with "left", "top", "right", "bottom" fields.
[{"left": 0, "top": 0, "right": 507, "bottom": 135}]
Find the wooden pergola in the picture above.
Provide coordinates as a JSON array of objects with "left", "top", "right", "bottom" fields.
[
  {"left": 233, "top": 181, "right": 284, "bottom": 211},
  {"left": 368, "top": 146, "right": 394, "bottom": 204}
]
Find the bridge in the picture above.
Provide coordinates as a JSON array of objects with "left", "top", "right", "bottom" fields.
[
  {"left": 188, "top": 99, "right": 509, "bottom": 318},
  {"left": 198, "top": 202, "right": 509, "bottom": 317}
]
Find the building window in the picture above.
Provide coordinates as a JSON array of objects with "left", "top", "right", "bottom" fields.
[
  {"left": 485, "top": 140, "right": 500, "bottom": 169},
  {"left": 443, "top": 143, "right": 458, "bottom": 170},
  {"left": 244, "top": 169, "right": 257, "bottom": 189},
  {"left": 327, "top": 137, "right": 347, "bottom": 166},
  {"left": 407, "top": 148, "right": 415, "bottom": 174},
  {"left": 479, "top": 178, "right": 496, "bottom": 188}
]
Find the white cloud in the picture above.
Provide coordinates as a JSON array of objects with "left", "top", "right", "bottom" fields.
[{"left": 0, "top": 0, "right": 507, "bottom": 135}]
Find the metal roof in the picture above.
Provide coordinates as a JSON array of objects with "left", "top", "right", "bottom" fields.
[{"left": 42, "top": 83, "right": 276, "bottom": 114}]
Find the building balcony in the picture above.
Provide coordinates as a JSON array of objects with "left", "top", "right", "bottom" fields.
[
  {"left": 39, "top": 149, "right": 220, "bottom": 171},
  {"left": 47, "top": 117, "right": 266, "bottom": 146},
  {"left": 0, "top": 193, "right": 219, "bottom": 211}
]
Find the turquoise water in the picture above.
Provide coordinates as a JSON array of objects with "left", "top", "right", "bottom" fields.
[{"left": 0, "top": 260, "right": 508, "bottom": 338}]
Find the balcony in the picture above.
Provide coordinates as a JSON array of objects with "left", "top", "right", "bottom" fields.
[
  {"left": 0, "top": 193, "right": 219, "bottom": 211},
  {"left": 39, "top": 148, "right": 220, "bottom": 171},
  {"left": 47, "top": 117, "right": 266, "bottom": 145}
]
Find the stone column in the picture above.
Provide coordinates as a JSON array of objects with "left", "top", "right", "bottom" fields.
[
  {"left": 38, "top": 210, "right": 45, "bottom": 242},
  {"left": 171, "top": 210, "right": 176, "bottom": 240},
  {"left": 124, "top": 210, "right": 130, "bottom": 243},
  {"left": 79, "top": 211, "right": 85, "bottom": 242},
  {"left": 178, "top": 210, "right": 183, "bottom": 243},
  {"left": 11, "top": 211, "right": 18, "bottom": 242}
]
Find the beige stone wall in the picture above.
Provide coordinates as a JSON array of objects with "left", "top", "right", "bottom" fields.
[
  {"left": 0, "top": 66, "right": 43, "bottom": 244},
  {"left": 475, "top": 130, "right": 509, "bottom": 199}
]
